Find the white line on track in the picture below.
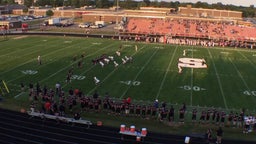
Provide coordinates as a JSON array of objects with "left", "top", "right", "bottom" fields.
[
  {"left": 207, "top": 48, "right": 228, "bottom": 109},
  {"left": 155, "top": 46, "right": 178, "bottom": 100}
]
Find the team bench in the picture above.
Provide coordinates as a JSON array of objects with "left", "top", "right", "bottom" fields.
[{"left": 27, "top": 111, "right": 92, "bottom": 128}]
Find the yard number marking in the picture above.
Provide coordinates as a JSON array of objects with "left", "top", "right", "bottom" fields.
[
  {"left": 120, "top": 81, "right": 141, "bottom": 86},
  {"left": 64, "top": 41, "right": 72, "bottom": 43},
  {"left": 154, "top": 46, "right": 164, "bottom": 49},
  {"left": 243, "top": 90, "right": 256, "bottom": 96},
  {"left": 71, "top": 75, "right": 86, "bottom": 80},
  {"left": 21, "top": 70, "right": 38, "bottom": 75},
  {"left": 179, "top": 85, "right": 206, "bottom": 91},
  {"left": 92, "top": 42, "right": 102, "bottom": 45}
]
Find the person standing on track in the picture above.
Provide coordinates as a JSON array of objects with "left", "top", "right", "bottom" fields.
[{"left": 216, "top": 127, "right": 223, "bottom": 144}]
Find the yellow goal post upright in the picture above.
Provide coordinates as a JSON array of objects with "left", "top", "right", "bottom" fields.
[{"left": 0, "top": 80, "right": 10, "bottom": 95}]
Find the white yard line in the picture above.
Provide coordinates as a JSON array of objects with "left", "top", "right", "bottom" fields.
[
  {"left": 237, "top": 50, "right": 256, "bottom": 70},
  {"left": 0, "top": 42, "right": 42, "bottom": 59},
  {"left": 87, "top": 68, "right": 119, "bottom": 95},
  {"left": 14, "top": 92, "right": 25, "bottom": 99},
  {"left": 6, "top": 40, "right": 88, "bottom": 83},
  {"left": 62, "top": 65, "right": 96, "bottom": 89},
  {"left": 229, "top": 57, "right": 256, "bottom": 104},
  {"left": 0, "top": 39, "right": 70, "bottom": 76},
  {"left": 190, "top": 68, "right": 194, "bottom": 106},
  {"left": 229, "top": 58, "right": 251, "bottom": 92},
  {"left": 88, "top": 45, "right": 146, "bottom": 95},
  {"left": 120, "top": 47, "right": 159, "bottom": 99},
  {"left": 207, "top": 48, "right": 228, "bottom": 109},
  {"left": 190, "top": 47, "right": 194, "bottom": 106},
  {"left": 155, "top": 46, "right": 178, "bottom": 100}
]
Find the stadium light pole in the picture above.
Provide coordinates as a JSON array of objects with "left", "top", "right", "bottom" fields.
[
  {"left": 116, "top": 0, "right": 119, "bottom": 11},
  {"left": 116, "top": 0, "right": 119, "bottom": 24}
]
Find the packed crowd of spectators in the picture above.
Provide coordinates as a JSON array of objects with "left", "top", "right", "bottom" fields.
[{"left": 125, "top": 18, "right": 256, "bottom": 48}]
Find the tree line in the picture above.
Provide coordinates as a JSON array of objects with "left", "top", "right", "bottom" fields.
[{"left": 0, "top": 0, "right": 255, "bottom": 17}]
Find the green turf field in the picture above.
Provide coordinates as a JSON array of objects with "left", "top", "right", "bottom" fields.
[{"left": 1, "top": 35, "right": 256, "bottom": 113}]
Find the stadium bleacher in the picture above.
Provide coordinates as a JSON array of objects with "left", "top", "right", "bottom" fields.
[{"left": 125, "top": 18, "right": 256, "bottom": 42}]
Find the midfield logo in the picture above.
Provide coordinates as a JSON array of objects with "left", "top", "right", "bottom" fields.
[{"left": 178, "top": 58, "right": 207, "bottom": 73}]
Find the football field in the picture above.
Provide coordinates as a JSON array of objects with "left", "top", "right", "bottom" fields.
[{"left": 1, "top": 35, "right": 256, "bottom": 112}]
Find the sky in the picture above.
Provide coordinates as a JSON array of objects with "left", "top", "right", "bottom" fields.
[{"left": 168, "top": 0, "right": 256, "bottom": 7}]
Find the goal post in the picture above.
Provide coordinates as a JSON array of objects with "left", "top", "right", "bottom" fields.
[{"left": 0, "top": 80, "right": 10, "bottom": 95}]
